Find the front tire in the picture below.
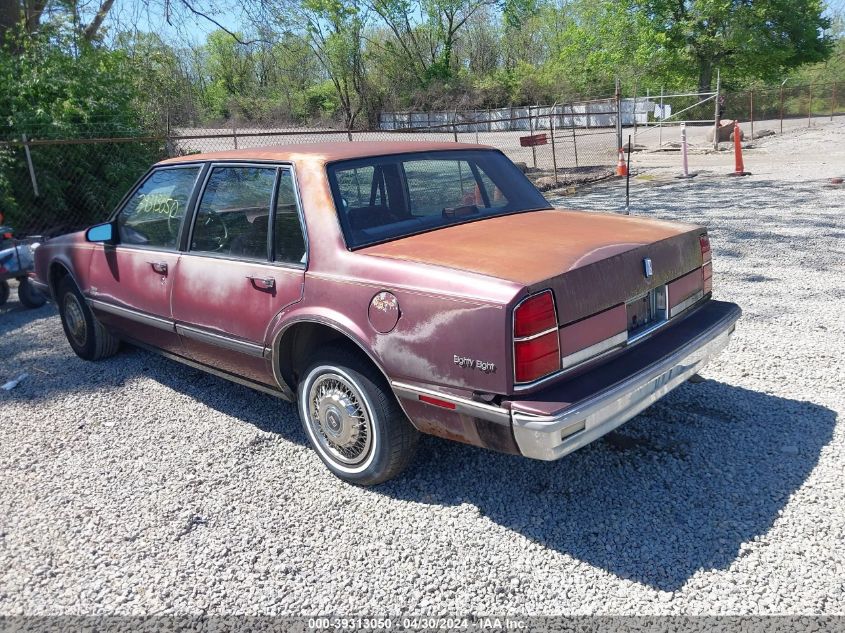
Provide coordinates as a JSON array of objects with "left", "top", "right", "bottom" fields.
[
  {"left": 297, "top": 348, "right": 419, "bottom": 485},
  {"left": 57, "top": 276, "right": 120, "bottom": 360}
]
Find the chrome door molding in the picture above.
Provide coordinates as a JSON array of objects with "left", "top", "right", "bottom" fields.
[
  {"left": 88, "top": 298, "right": 175, "bottom": 331},
  {"left": 175, "top": 323, "right": 266, "bottom": 358}
]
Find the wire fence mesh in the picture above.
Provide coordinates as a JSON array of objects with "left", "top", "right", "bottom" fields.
[{"left": 1, "top": 82, "right": 840, "bottom": 238}]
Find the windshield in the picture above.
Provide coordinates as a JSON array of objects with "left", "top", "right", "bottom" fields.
[{"left": 326, "top": 149, "right": 552, "bottom": 249}]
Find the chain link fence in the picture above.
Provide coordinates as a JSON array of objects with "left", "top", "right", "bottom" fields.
[{"left": 1, "top": 82, "right": 841, "bottom": 238}]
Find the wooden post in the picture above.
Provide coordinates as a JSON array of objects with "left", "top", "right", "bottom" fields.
[
  {"left": 808, "top": 84, "right": 813, "bottom": 127},
  {"left": 22, "top": 134, "right": 40, "bottom": 198},
  {"left": 832, "top": 82, "right": 837, "bottom": 121},
  {"left": 780, "top": 84, "right": 785, "bottom": 134}
]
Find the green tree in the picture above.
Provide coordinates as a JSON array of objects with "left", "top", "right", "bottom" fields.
[
  {"left": 639, "top": 0, "right": 833, "bottom": 92},
  {"left": 0, "top": 23, "right": 164, "bottom": 233}
]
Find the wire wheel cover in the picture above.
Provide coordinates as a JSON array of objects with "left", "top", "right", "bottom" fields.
[
  {"left": 63, "top": 294, "right": 87, "bottom": 347},
  {"left": 308, "top": 373, "right": 373, "bottom": 466}
]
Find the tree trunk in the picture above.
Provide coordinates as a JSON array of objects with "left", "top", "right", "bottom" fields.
[
  {"left": 0, "top": 0, "right": 19, "bottom": 48},
  {"left": 697, "top": 60, "right": 714, "bottom": 93},
  {"left": 82, "top": 0, "right": 115, "bottom": 41}
]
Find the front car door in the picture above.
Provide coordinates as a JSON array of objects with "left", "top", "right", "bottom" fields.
[
  {"left": 171, "top": 163, "right": 307, "bottom": 387},
  {"left": 87, "top": 164, "right": 203, "bottom": 353}
]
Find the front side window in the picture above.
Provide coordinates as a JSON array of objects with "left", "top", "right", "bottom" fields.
[
  {"left": 327, "top": 150, "right": 550, "bottom": 249},
  {"left": 117, "top": 167, "right": 200, "bottom": 249},
  {"left": 191, "top": 166, "right": 277, "bottom": 260}
]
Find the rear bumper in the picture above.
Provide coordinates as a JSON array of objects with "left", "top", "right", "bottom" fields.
[
  {"left": 507, "top": 300, "right": 741, "bottom": 460},
  {"left": 392, "top": 300, "right": 741, "bottom": 461}
]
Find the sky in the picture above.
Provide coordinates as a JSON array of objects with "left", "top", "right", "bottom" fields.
[{"left": 109, "top": 0, "right": 845, "bottom": 46}]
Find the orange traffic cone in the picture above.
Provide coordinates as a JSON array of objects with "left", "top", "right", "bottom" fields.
[
  {"left": 728, "top": 121, "right": 751, "bottom": 177},
  {"left": 616, "top": 148, "right": 628, "bottom": 177}
]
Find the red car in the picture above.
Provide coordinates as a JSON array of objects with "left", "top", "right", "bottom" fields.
[{"left": 32, "top": 142, "right": 741, "bottom": 485}]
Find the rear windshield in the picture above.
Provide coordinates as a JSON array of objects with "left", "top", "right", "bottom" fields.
[{"left": 326, "top": 149, "right": 551, "bottom": 248}]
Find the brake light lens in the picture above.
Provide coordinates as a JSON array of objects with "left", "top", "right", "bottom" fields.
[
  {"left": 513, "top": 290, "right": 561, "bottom": 383},
  {"left": 700, "top": 234, "right": 713, "bottom": 293},
  {"left": 513, "top": 291, "right": 557, "bottom": 338},
  {"left": 699, "top": 235, "right": 711, "bottom": 262}
]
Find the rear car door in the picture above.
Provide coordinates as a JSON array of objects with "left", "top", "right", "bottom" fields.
[
  {"left": 170, "top": 163, "right": 307, "bottom": 386},
  {"left": 87, "top": 164, "right": 202, "bottom": 353}
]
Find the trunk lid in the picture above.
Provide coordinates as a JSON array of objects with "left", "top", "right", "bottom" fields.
[{"left": 359, "top": 209, "right": 705, "bottom": 324}]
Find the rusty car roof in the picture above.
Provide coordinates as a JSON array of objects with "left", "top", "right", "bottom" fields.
[{"left": 158, "top": 141, "right": 491, "bottom": 166}]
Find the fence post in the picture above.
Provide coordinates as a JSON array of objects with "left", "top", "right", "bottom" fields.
[
  {"left": 615, "top": 77, "right": 623, "bottom": 153},
  {"left": 528, "top": 105, "right": 537, "bottom": 169},
  {"left": 749, "top": 90, "right": 754, "bottom": 140},
  {"left": 808, "top": 84, "right": 813, "bottom": 127},
  {"left": 658, "top": 87, "right": 664, "bottom": 147},
  {"left": 633, "top": 81, "right": 639, "bottom": 145},
  {"left": 550, "top": 102, "right": 558, "bottom": 186},
  {"left": 832, "top": 82, "right": 836, "bottom": 121},
  {"left": 452, "top": 109, "right": 458, "bottom": 142},
  {"left": 780, "top": 83, "right": 785, "bottom": 134},
  {"left": 713, "top": 69, "right": 721, "bottom": 150},
  {"left": 570, "top": 103, "right": 579, "bottom": 167},
  {"left": 21, "top": 134, "right": 40, "bottom": 198},
  {"left": 232, "top": 126, "right": 238, "bottom": 150}
]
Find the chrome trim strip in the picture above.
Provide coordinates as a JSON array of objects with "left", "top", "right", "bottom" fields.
[
  {"left": 511, "top": 303, "right": 741, "bottom": 461},
  {"left": 560, "top": 331, "right": 628, "bottom": 369},
  {"left": 175, "top": 324, "right": 266, "bottom": 358},
  {"left": 670, "top": 290, "right": 705, "bottom": 318},
  {"left": 125, "top": 337, "right": 289, "bottom": 400},
  {"left": 88, "top": 299, "right": 174, "bottom": 332},
  {"left": 514, "top": 326, "right": 558, "bottom": 343},
  {"left": 390, "top": 381, "right": 511, "bottom": 425}
]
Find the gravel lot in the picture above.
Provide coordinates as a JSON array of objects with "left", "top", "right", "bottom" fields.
[{"left": 1, "top": 121, "right": 844, "bottom": 616}]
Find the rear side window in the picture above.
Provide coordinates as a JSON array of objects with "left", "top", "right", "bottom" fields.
[
  {"left": 117, "top": 167, "right": 200, "bottom": 249},
  {"left": 327, "top": 150, "right": 550, "bottom": 249},
  {"left": 191, "top": 166, "right": 276, "bottom": 260}
]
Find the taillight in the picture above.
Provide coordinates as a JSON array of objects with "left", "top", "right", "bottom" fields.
[
  {"left": 700, "top": 234, "right": 713, "bottom": 293},
  {"left": 513, "top": 290, "right": 561, "bottom": 383}
]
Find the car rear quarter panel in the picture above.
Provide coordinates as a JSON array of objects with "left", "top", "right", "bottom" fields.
[{"left": 268, "top": 156, "right": 523, "bottom": 395}]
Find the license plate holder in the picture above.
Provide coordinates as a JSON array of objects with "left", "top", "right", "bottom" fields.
[{"left": 627, "top": 285, "right": 667, "bottom": 338}]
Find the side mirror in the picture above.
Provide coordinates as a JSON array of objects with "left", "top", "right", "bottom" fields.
[{"left": 86, "top": 222, "right": 115, "bottom": 244}]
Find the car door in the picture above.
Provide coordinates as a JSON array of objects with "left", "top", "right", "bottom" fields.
[
  {"left": 170, "top": 163, "right": 307, "bottom": 386},
  {"left": 87, "top": 164, "right": 203, "bottom": 354}
]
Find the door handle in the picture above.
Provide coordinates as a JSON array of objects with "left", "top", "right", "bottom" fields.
[
  {"left": 149, "top": 261, "right": 168, "bottom": 275},
  {"left": 247, "top": 275, "right": 275, "bottom": 290}
]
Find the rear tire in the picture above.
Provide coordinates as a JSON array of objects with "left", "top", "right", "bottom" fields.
[
  {"left": 17, "top": 277, "right": 47, "bottom": 309},
  {"left": 57, "top": 276, "right": 120, "bottom": 360},
  {"left": 297, "top": 347, "right": 419, "bottom": 486}
]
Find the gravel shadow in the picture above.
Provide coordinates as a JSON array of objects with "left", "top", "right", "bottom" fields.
[{"left": 377, "top": 379, "right": 836, "bottom": 592}]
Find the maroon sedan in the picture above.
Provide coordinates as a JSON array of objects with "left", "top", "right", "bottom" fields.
[{"left": 31, "top": 142, "right": 741, "bottom": 484}]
